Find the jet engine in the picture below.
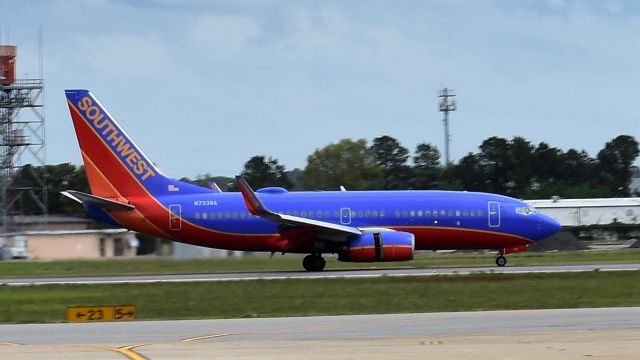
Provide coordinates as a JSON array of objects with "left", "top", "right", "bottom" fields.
[{"left": 339, "top": 230, "right": 414, "bottom": 262}]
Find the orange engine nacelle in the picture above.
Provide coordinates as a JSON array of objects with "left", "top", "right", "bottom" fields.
[{"left": 339, "top": 231, "right": 415, "bottom": 262}]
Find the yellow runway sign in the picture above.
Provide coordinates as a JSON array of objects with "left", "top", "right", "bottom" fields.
[{"left": 67, "top": 305, "right": 135, "bottom": 322}]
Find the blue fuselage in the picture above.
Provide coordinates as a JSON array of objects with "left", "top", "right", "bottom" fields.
[{"left": 91, "top": 188, "right": 561, "bottom": 253}]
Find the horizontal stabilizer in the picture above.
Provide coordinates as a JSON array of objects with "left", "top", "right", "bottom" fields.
[{"left": 61, "top": 190, "right": 135, "bottom": 211}]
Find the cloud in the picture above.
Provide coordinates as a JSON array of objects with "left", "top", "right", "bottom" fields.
[
  {"left": 66, "top": 33, "right": 176, "bottom": 80},
  {"left": 190, "top": 14, "right": 262, "bottom": 52}
]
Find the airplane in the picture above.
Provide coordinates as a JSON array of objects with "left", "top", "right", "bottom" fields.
[{"left": 62, "top": 89, "right": 562, "bottom": 271}]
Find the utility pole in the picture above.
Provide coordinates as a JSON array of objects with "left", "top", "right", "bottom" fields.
[{"left": 438, "top": 88, "right": 456, "bottom": 166}]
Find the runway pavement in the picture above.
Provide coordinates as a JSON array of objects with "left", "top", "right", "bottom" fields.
[
  {"left": 1, "top": 307, "right": 639, "bottom": 359},
  {"left": 2, "top": 262, "right": 640, "bottom": 286}
]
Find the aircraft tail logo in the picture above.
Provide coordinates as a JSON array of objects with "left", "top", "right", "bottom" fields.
[{"left": 65, "top": 89, "right": 210, "bottom": 199}]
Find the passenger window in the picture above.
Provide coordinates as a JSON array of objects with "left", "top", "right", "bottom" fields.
[
  {"left": 455, "top": 210, "right": 461, "bottom": 217},
  {"left": 478, "top": 210, "right": 484, "bottom": 216},
  {"left": 194, "top": 212, "right": 201, "bottom": 220},
  {"left": 425, "top": 210, "right": 431, "bottom": 217},
  {"left": 395, "top": 210, "right": 401, "bottom": 218},
  {"left": 380, "top": 210, "right": 385, "bottom": 217},
  {"left": 410, "top": 210, "right": 415, "bottom": 217},
  {"left": 372, "top": 210, "right": 378, "bottom": 217},
  {"left": 240, "top": 212, "right": 246, "bottom": 219},
  {"left": 366, "top": 210, "right": 371, "bottom": 218},
  {"left": 317, "top": 211, "right": 323, "bottom": 218},
  {"left": 440, "top": 210, "right": 446, "bottom": 217},
  {"left": 225, "top": 212, "right": 231, "bottom": 219},
  {"left": 308, "top": 211, "right": 315, "bottom": 218},
  {"left": 470, "top": 210, "right": 476, "bottom": 217},
  {"left": 447, "top": 210, "right": 453, "bottom": 217},
  {"left": 463, "top": 210, "right": 469, "bottom": 217},
  {"left": 402, "top": 210, "right": 409, "bottom": 217},
  {"left": 301, "top": 211, "right": 307, "bottom": 217},
  {"left": 202, "top": 212, "right": 208, "bottom": 220},
  {"left": 233, "top": 212, "right": 239, "bottom": 219},
  {"left": 418, "top": 210, "right": 423, "bottom": 217}
]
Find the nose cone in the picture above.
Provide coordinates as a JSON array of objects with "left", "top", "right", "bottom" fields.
[{"left": 536, "top": 214, "right": 562, "bottom": 240}]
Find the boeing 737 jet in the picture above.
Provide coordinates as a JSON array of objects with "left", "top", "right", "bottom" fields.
[{"left": 63, "top": 89, "right": 561, "bottom": 271}]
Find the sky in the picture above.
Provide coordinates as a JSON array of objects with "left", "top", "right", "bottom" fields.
[{"left": 1, "top": 0, "right": 639, "bottom": 178}]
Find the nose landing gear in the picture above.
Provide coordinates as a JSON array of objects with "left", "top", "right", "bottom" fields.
[
  {"left": 495, "top": 245, "right": 528, "bottom": 267},
  {"left": 303, "top": 254, "right": 326, "bottom": 272}
]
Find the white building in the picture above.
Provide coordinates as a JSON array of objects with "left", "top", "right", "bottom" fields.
[
  {"left": 0, "top": 229, "right": 137, "bottom": 260},
  {"left": 527, "top": 197, "right": 640, "bottom": 227}
]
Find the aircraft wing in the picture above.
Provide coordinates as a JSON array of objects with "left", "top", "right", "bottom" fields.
[{"left": 235, "top": 176, "right": 362, "bottom": 238}]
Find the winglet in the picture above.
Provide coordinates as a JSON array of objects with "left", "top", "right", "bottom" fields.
[
  {"left": 208, "top": 181, "right": 223, "bottom": 192},
  {"left": 235, "top": 176, "right": 362, "bottom": 237},
  {"left": 235, "top": 176, "right": 269, "bottom": 216}
]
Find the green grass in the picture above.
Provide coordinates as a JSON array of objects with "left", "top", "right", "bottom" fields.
[
  {"left": 1, "top": 249, "right": 640, "bottom": 278},
  {"left": 1, "top": 271, "right": 639, "bottom": 324}
]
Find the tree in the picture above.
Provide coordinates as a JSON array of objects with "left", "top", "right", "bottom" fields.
[
  {"left": 453, "top": 152, "right": 485, "bottom": 191},
  {"left": 371, "top": 135, "right": 412, "bottom": 189},
  {"left": 240, "top": 155, "right": 293, "bottom": 190},
  {"left": 412, "top": 143, "right": 441, "bottom": 189},
  {"left": 595, "top": 135, "right": 640, "bottom": 196},
  {"left": 508, "top": 136, "right": 535, "bottom": 195},
  {"left": 9, "top": 163, "right": 90, "bottom": 215},
  {"left": 559, "top": 149, "right": 595, "bottom": 186},
  {"left": 532, "top": 142, "right": 563, "bottom": 186},
  {"left": 477, "top": 136, "right": 512, "bottom": 194},
  {"left": 302, "top": 138, "right": 383, "bottom": 190}
]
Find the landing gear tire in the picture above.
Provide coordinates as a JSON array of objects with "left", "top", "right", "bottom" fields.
[
  {"left": 303, "top": 254, "right": 326, "bottom": 272},
  {"left": 496, "top": 255, "right": 507, "bottom": 267}
]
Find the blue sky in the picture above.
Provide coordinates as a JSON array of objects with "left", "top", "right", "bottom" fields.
[{"left": 2, "top": 0, "right": 639, "bottom": 177}]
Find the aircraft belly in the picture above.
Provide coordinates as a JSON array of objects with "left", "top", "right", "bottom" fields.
[{"left": 394, "top": 226, "right": 531, "bottom": 250}]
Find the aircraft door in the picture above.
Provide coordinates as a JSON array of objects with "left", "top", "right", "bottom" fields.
[
  {"left": 340, "top": 208, "right": 352, "bottom": 225},
  {"left": 169, "top": 204, "right": 182, "bottom": 231},
  {"left": 488, "top": 201, "right": 500, "bottom": 227}
]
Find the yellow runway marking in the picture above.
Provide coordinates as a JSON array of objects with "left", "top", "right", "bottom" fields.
[
  {"left": 116, "top": 344, "right": 148, "bottom": 360},
  {"left": 180, "top": 333, "right": 232, "bottom": 342},
  {"left": 82, "top": 333, "right": 234, "bottom": 359},
  {"left": 0, "top": 342, "right": 22, "bottom": 346},
  {"left": 85, "top": 343, "right": 149, "bottom": 360}
]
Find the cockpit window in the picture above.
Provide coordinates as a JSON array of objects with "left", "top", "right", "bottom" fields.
[{"left": 516, "top": 206, "right": 537, "bottom": 215}]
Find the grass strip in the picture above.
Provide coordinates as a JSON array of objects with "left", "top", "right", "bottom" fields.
[
  {"left": 1, "top": 249, "right": 640, "bottom": 278},
  {"left": 1, "top": 271, "right": 639, "bottom": 324}
]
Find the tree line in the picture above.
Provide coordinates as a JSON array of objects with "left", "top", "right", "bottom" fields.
[
  {"left": 6, "top": 134, "right": 639, "bottom": 215},
  {"left": 233, "top": 134, "right": 639, "bottom": 199}
]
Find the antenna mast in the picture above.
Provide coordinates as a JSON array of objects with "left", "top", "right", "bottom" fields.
[{"left": 438, "top": 88, "right": 456, "bottom": 166}]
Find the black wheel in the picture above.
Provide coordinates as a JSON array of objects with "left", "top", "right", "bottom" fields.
[
  {"left": 496, "top": 255, "right": 507, "bottom": 267},
  {"left": 302, "top": 254, "right": 326, "bottom": 272}
]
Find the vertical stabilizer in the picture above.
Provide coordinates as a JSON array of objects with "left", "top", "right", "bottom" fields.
[{"left": 65, "top": 89, "right": 210, "bottom": 199}]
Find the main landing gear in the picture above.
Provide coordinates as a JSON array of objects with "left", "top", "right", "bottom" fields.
[
  {"left": 495, "top": 255, "right": 507, "bottom": 267},
  {"left": 303, "top": 254, "right": 326, "bottom": 272}
]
